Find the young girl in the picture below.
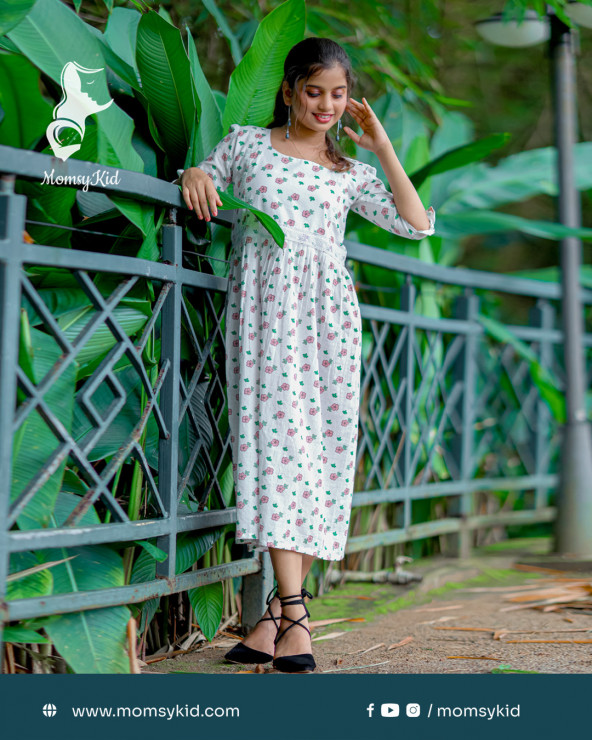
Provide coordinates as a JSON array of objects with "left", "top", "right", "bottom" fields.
[{"left": 178, "top": 37, "right": 435, "bottom": 673}]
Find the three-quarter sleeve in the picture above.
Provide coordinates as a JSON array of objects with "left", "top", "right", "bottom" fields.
[
  {"left": 175, "top": 122, "right": 242, "bottom": 190},
  {"left": 349, "top": 161, "right": 435, "bottom": 239}
]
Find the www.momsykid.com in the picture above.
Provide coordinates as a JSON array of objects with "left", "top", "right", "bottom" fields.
[{"left": 65, "top": 704, "right": 239, "bottom": 720}]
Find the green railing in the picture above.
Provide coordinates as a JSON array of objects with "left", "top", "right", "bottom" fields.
[{"left": 1, "top": 145, "right": 590, "bottom": 669}]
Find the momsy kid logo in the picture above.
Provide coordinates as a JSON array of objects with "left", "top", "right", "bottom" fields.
[{"left": 46, "top": 61, "right": 113, "bottom": 161}]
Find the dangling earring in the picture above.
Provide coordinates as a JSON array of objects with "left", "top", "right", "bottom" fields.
[
  {"left": 285, "top": 105, "right": 291, "bottom": 139},
  {"left": 335, "top": 118, "right": 342, "bottom": 142}
]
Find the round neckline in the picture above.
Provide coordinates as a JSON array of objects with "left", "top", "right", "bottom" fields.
[{"left": 266, "top": 128, "right": 342, "bottom": 173}]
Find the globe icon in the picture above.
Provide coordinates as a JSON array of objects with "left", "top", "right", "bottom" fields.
[{"left": 42, "top": 703, "right": 57, "bottom": 717}]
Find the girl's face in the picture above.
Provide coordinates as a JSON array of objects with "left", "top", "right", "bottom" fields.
[{"left": 283, "top": 64, "right": 349, "bottom": 136}]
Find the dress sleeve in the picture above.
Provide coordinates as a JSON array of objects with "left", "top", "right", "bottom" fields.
[
  {"left": 348, "top": 161, "right": 436, "bottom": 239},
  {"left": 174, "top": 122, "right": 242, "bottom": 190}
]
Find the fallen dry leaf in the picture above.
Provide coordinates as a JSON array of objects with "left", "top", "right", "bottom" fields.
[
  {"left": 387, "top": 636, "right": 414, "bottom": 650},
  {"left": 417, "top": 616, "right": 459, "bottom": 625},
  {"left": 351, "top": 643, "right": 384, "bottom": 656},
  {"left": 433, "top": 626, "right": 497, "bottom": 632},
  {"left": 322, "top": 660, "right": 391, "bottom": 673},
  {"left": 309, "top": 617, "right": 366, "bottom": 628},
  {"left": 502, "top": 638, "right": 592, "bottom": 644},
  {"left": 412, "top": 604, "right": 464, "bottom": 613},
  {"left": 447, "top": 655, "right": 502, "bottom": 661},
  {"left": 311, "top": 631, "right": 351, "bottom": 642},
  {"left": 323, "top": 595, "right": 374, "bottom": 600}
]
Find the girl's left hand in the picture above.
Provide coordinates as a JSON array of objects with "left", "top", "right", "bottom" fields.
[{"left": 342, "top": 97, "right": 391, "bottom": 154}]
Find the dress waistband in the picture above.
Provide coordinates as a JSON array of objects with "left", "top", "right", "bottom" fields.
[{"left": 233, "top": 221, "right": 348, "bottom": 263}]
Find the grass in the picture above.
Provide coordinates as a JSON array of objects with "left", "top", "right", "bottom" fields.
[{"left": 310, "top": 558, "right": 546, "bottom": 636}]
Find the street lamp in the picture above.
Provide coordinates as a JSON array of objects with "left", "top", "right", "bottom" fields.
[{"left": 475, "top": 4, "right": 592, "bottom": 557}]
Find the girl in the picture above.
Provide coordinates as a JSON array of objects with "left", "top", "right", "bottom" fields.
[{"left": 178, "top": 37, "right": 435, "bottom": 673}]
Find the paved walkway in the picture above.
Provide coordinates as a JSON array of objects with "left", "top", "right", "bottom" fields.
[{"left": 141, "top": 538, "right": 592, "bottom": 675}]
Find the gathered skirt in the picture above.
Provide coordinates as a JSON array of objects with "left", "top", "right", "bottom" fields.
[{"left": 224, "top": 224, "right": 362, "bottom": 561}]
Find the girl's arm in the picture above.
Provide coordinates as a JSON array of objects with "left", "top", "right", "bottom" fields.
[
  {"left": 375, "top": 143, "right": 431, "bottom": 231},
  {"left": 344, "top": 97, "right": 435, "bottom": 238},
  {"left": 348, "top": 161, "right": 435, "bottom": 239},
  {"left": 177, "top": 123, "right": 241, "bottom": 220}
]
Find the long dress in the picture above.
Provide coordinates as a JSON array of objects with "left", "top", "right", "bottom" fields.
[{"left": 195, "top": 123, "right": 436, "bottom": 561}]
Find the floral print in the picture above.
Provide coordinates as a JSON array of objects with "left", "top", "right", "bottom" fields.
[{"left": 195, "top": 123, "right": 436, "bottom": 561}]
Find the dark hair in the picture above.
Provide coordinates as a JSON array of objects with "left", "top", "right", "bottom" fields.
[{"left": 266, "top": 37, "right": 357, "bottom": 173}]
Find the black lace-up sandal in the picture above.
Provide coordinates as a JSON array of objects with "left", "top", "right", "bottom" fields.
[
  {"left": 224, "top": 584, "right": 280, "bottom": 664},
  {"left": 272, "top": 588, "right": 316, "bottom": 673}
]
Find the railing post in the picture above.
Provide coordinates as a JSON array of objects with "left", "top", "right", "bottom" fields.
[
  {"left": 0, "top": 176, "right": 27, "bottom": 671},
  {"left": 446, "top": 289, "right": 480, "bottom": 559},
  {"left": 239, "top": 550, "right": 274, "bottom": 633},
  {"left": 399, "top": 277, "right": 416, "bottom": 532},
  {"left": 529, "top": 299, "right": 556, "bottom": 511},
  {"left": 156, "top": 208, "right": 183, "bottom": 580}
]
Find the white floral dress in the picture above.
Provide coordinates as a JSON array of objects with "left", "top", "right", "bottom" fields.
[{"left": 194, "top": 123, "right": 436, "bottom": 561}]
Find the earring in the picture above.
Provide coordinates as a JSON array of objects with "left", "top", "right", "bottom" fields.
[
  {"left": 336, "top": 118, "right": 342, "bottom": 141},
  {"left": 285, "top": 105, "right": 291, "bottom": 139}
]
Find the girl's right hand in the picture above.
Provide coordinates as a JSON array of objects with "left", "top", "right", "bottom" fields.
[{"left": 180, "top": 167, "right": 223, "bottom": 221}]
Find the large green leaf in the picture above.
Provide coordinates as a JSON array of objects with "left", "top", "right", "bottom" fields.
[
  {"left": 222, "top": 0, "right": 305, "bottom": 130},
  {"left": 11, "top": 327, "right": 77, "bottom": 530},
  {"left": 188, "top": 581, "right": 223, "bottom": 642},
  {"left": 136, "top": 9, "right": 196, "bottom": 168},
  {"left": 410, "top": 133, "right": 512, "bottom": 189},
  {"left": 506, "top": 264, "right": 592, "bottom": 289},
  {"left": 0, "top": 54, "right": 53, "bottom": 148},
  {"left": 201, "top": 0, "right": 242, "bottom": 66},
  {"left": 108, "top": 195, "right": 162, "bottom": 261},
  {"left": 6, "top": 552, "right": 53, "bottom": 601},
  {"left": 174, "top": 529, "right": 224, "bottom": 575},
  {"left": 16, "top": 179, "right": 77, "bottom": 249},
  {"left": 0, "top": 0, "right": 37, "bottom": 35},
  {"left": 129, "top": 528, "right": 223, "bottom": 636},
  {"left": 440, "top": 142, "right": 592, "bottom": 213},
  {"left": 476, "top": 314, "right": 566, "bottom": 424},
  {"left": 434, "top": 210, "right": 592, "bottom": 242},
  {"left": 216, "top": 188, "right": 286, "bottom": 247},
  {"left": 71, "top": 364, "right": 160, "bottom": 466},
  {"left": 2, "top": 625, "right": 51, "bottom": 643},
  {"left": 103, "top": 6, "right": 141, "bottom": 85},
  {"left": 41, "top": 544, "right": 131, "bottom": 673},
  {"left": 49, "top": 294, "right": 150, "bottom": 367},
  {"left": 7, "top": 0, "right": 143, "bottom": 172},
  {"left": 178, "top": 382, "right": 214, "bottom": 490},
  {"left": 186, "top": 25, "right": 223, "bottom": 165}
]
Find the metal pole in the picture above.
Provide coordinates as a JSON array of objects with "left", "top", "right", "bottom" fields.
[{"left": 548, "top": 9, "right": 592, "bottom": 555}]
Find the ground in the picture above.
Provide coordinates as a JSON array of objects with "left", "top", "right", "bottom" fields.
[{"left": 140, "top": 537, "right": 592, "bottom": 675}]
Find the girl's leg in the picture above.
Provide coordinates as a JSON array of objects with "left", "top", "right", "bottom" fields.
[
  {"left": 269, "top": 548, "right": 313, "bottom": 661},
  {"left": 239, "top": 550, "right": 315, "bottom": 656},
  {"left": 301, "top": 553, "right": 315, "bottom": 586}
]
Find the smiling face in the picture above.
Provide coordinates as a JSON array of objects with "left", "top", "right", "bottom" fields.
[{"left": 282, "top": 64, "right": 349, "bottom": 136}]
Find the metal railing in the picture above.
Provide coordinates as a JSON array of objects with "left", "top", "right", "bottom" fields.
[{"left": 1, "top": 145, "right": 590, "bottom": 668}]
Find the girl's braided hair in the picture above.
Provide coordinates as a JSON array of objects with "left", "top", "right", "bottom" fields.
[{"left": 266, "top": 37, "right": 357, "bottom": 173}]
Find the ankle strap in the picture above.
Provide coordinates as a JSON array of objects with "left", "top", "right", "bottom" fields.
[
  {"left": 266, "top": 585, "right": 279, "bottom": 605},
  {"left": 276, "top": 588, "right": 314, "bottom": 603},
  {"left": 278, "top": 593, "right": 304, "bottom": 604}
]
